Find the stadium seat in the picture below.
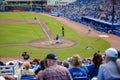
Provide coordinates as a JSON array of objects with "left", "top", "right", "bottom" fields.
[
  {"left": 21, "top": 76, "right": 36, "bottom": 80},
  {"left": 73, "top": 77, "right": 89, "bottom": 80},
  {"left": 110, "top": 78, "right": 120, "bottom": 80}
]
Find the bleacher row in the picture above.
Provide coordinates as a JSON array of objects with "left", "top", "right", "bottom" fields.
[
  {"left": 0, "top": 54, "right": 94, "bottom": 80},
  {"left": 0, "top": 49, "right": 120, "bottom": 80},
  {"left": 0, "top": 60, "right": 37, "bottom": 80},
  {"left": 0, "top": 60, "right": 21, "bottom": 80},
  {"left": 0, "top": 59, "right": 91, "bottom": 80},
  {"left": 50, "top": 0, "right": 120, "bottom": 36}
]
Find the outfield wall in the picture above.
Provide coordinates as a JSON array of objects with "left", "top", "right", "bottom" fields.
[{"left": 0, "top": 0, "right": 47, "bottom": 11}]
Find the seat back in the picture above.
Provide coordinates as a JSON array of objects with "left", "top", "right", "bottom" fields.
[
  {"left": 110, "top": 78, "right": 120, "bottom": 80},
  {"left": 21, "top": 75, "right": 36, "bottom": 80},
  {"left": 73, "top": 77, "right": 89, "bottom": 80}
]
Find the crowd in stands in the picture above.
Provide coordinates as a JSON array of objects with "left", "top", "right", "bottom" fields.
[
  {"left": 0, "top": 48, "right": 120, "bottom": 80},
  {"left": 49, "top": 0, "right": 120, "bottom": 36},
  {"left": 51, "top": 0, "right": 120, "bottom": 24}
]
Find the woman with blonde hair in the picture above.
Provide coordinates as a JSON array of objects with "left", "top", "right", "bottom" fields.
[
  {"left": 69, "top": 54, "right": 87, "bottom": 80},
  {"left": 21, "top": 61, "right": 35, "bottom": 76}
]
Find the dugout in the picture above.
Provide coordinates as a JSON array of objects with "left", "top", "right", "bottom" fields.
[
  {"left": 112, "top": 26, "right": 120, "bottom": 36},
  {"left": 81, "top": 16, "right": 120, "bottom": 36}
]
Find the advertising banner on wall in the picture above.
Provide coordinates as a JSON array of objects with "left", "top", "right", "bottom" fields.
[
  {"left": 47, "top": 0, "right": 75, "bottom": 6},
  {"left": 47, "top": 0, "right": 59, "bottom": 6}
]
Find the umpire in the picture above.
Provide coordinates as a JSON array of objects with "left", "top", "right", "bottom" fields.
[{"left": 62, "top": 26, "right": 64, "bottom": 37}]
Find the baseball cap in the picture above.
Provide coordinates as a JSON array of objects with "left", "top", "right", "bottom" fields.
[
  {"left": 105, "top": 48, "right": 118, "bottom": 58},
  {"left": 46, "top": 53, "right": 58, "bottom": 60}
]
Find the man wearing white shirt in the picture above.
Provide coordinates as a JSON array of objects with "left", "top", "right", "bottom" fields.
[{"left": 98, "top": 48, "right": 120, "bottom": 80}]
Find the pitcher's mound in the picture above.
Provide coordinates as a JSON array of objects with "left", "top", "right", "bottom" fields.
[{"left": 27, "top": 38, "right": 77, "bottom": 49}]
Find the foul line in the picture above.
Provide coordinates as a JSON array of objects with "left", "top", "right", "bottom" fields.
[{"left": 38, "top": 21, "right": 52, "bottom": 41}]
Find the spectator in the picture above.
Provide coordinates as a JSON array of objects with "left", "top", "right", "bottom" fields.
[
  {"left": 0, "top": 72, "right": 5, "bottom": 80},
  {"left": 62, "top": 61, "right": 69, "bottom": 68},
  {"left": 37, "top": 59, "right": 48, "bottom": 79},
  {"left": 37, "top": 53, "right": 72, "bottom": 80},
  {"left": 87, "top": 53, "right": 103, "bottom": 79},
  {"left": 8, "top": 62, "right": 14, "bottom": 65},
  {"left": 0, "top": 72, "right": 14, "bottom": 80},
  {"left": 21, "top": 61, "right": 35, "bottom": 76},
  {"left": 35, "top": 59, "right": 47, "bottom": 75},
  {"left": 0, "top": 76, "right": 5, "bottom": 80},
  {"left": 69, "top": 54, "right": 87, "bottom": 80},
  {"left": 98, "top": 48, "right": 120, "bottom": 80},
  {"left": 21, "top": 52, "right": 30, "bottom": 61},
  {"left": 116, "top": 50, "right": 120, "bottom": 73},
  {"left": 116, "top": 59, "right": 120, "bottom": 73},
  {"left": 4, "top": 76, "right": 14, "bottom": 80},
  {"left": 32, "top": 58, "right": 40, "bottom": 71},
  {"left": 0, "top": 56, "right": 5, "bottom": 66},
  {"left": 117, "top": 50, "right": 120, "bottom": 58}
]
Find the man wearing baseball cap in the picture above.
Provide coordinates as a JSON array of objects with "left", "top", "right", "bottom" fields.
[
  {"left": 98, "top": 48, "right": 120, "bottom": 80},
  {"left": 116, "top": 50, "right": 120, "bottom": 74},
  {"left": 37, "top": 53, "right": 72, "bottom": 80}
]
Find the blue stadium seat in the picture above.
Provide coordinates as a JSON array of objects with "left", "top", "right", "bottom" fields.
[
  {"left": 110, "top": 78, "right": 120, "bottom": 80},
  {"left": 73, "top": 77, "right": 89, "bottom": 80},
  {"left": 21, "top": 75, "right": 36, "bottom": 80}
]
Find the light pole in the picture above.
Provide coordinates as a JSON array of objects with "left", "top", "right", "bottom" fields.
[{"left": 111, "top": 0, "right": 115, "bottom": 32}]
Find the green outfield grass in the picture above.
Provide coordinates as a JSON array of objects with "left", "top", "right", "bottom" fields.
[
  {"left": 0, "top": 24, "right": 44, "bottom": 43},
  {"left": 0, "top": 12, "right": 110, "bottom": 60}
]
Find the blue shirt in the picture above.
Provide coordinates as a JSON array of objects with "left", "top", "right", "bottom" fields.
[
  {"left": 69, "top": 67, "right": 87, "bottom": 80},
  {"left": 87, "top": 64, "right": 98, "bottom": 78}
]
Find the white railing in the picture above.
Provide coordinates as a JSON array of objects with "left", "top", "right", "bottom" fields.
[{"left": 0, "top": 60, "right": 22, "bottom": 80}]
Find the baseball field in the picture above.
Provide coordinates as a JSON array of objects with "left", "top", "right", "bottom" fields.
[{"left": 0, "top": 12, "right": 112, "bottom": 61}]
